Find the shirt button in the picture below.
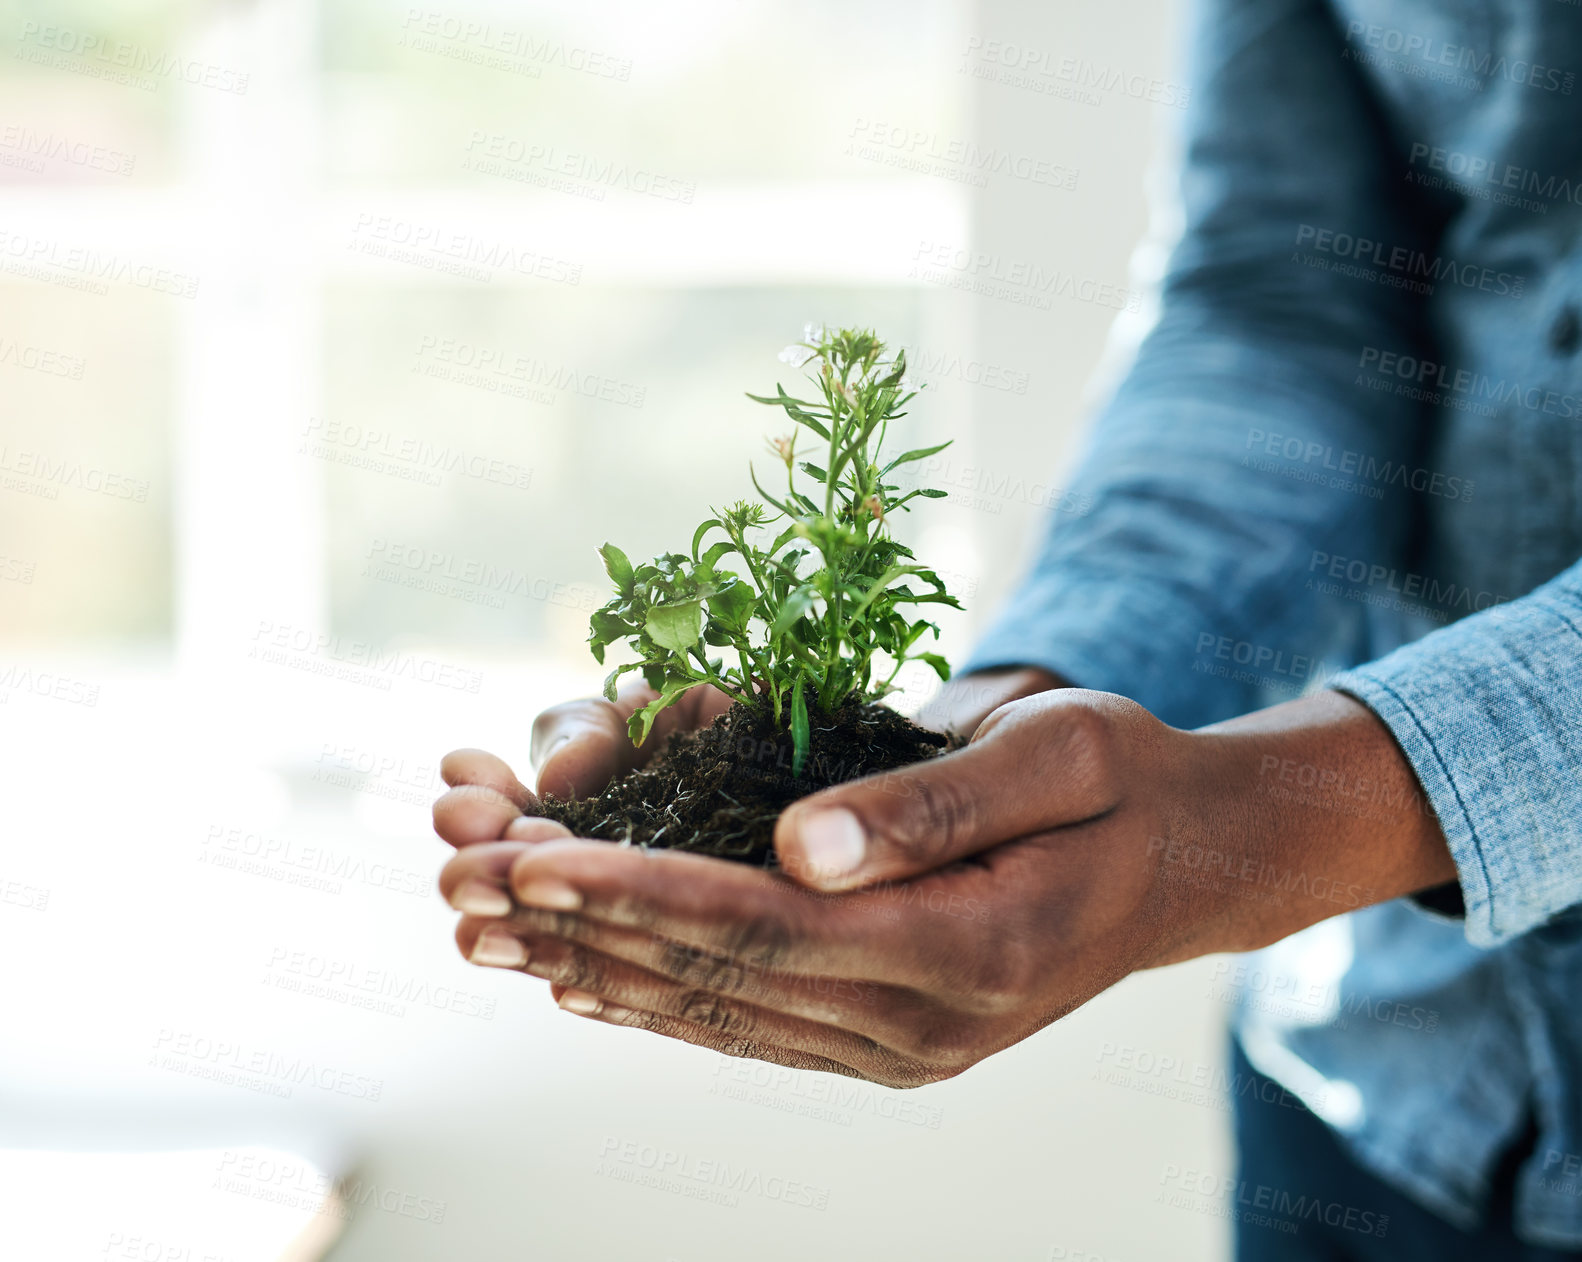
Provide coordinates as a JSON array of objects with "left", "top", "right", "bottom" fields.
[{"left": 1550, "top": 304, "right": 1581, "bottom": 355}]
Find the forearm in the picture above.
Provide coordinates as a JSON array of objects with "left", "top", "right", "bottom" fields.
[{"left": 1152, "top": 690, "right": 1455, "bottom": 963}]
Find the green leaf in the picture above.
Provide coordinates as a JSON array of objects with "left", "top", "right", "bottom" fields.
[
  {"left": 645, "top": 600, "right": 704, "bottom": 652},
  {"left": 797, "top": 461, "right": 829, "bottom": 482},
  {"left": 708, "top": 577, "right": 756, "bottom": 626},
  {"left": 770, "top": 585, "right": 819, "bottom": 637},
  {"left": 588, "top": 608, "right": 633, "bottom": 664},
  {"left": 627, "top": 679, "right": 693, "bottom": 747},
  {"left": 699, "top": 539, "right": 738, "bottom": 572},
  {"left": 790, "top": 677, "right": 810, "bottom": 778},
  {"left": 602, "top": 662, "right": 642, "bottom": 701},
  {"left": 691, "top": 519, "right": 722, "bottom": 562},
  {"left": 881, "top": 440, "right": 951, "bottom": 474},
  {"left": 599, "top": 543, "right": 634, "bottom": 594},
  {"left": 914, "top": 652, "right": 951, "bottom": 681}
]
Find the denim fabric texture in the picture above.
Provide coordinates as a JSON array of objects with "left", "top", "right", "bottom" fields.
[{"left": 962, "top": 0, "right": 1582, "bottom": 1245}]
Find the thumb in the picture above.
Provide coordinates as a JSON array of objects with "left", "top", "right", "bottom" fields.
[{"left": 772, "top": 694, "right": 1116, "bottom": 892}]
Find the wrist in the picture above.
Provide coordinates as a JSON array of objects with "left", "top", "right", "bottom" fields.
[{"left": 1160, "top": 690, "right": 1456, "bottom": 959}]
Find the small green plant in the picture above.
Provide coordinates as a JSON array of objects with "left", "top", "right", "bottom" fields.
[{"left": 589, "top": 325, "right": 961, "bottom": 776}]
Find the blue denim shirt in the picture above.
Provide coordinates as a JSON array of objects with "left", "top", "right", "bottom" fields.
[{"left": 962, "top": 0, "right": 1582, "bottom": 1245}]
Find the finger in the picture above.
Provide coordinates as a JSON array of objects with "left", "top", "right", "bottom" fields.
[
  {"left": 454, "top": 899, "right": 933, "bottom": 1049},
  {"left": 571, "top": 999, "right": 875, "bottom": 1084},
  {"left": 433, "top": 784, "right": 527, "bottom": 848},
  {"left": 534, "top": 947, "right": 912, "bottom": 1082},
  {"left": 439, "top": 748, "right": 537, "bottom": 809},
  {"left": 454, "top": 918, "right": 896, "bottom": 1081},
  {"left": 529, "top": 684, "right": 732, "bottom": 801},
  {"left": 915, "top": 666, "right": 1066, "bottom": 737},
  {"left": 438, "top": 831, "right": 570, "bottom": 913},
  {"left": 774, "top": 691, "right": 1121, "bottom": 891},
  {"left": 503, "top": 839, "right": 950, "bottom": 986}
]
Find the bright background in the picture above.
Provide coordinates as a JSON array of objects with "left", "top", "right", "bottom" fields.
[{"left": 0, "top": 0, "right": 1236, "bottom": 1258}]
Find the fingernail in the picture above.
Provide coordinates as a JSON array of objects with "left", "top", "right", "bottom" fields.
[
  {"left": 558, "top": 990, "right": 602, "bottom": 1015},
  {"left": 453, "top": 879, "right": 512, "bottom": 917},
  {"left": 515, "top": 878, "right": 583, "bottom": 911},
  {"left": 542, "top": 734, "right": 572, "bottom": 763},
  {"left": 470, "top": 926, "right": 528, "bottom": 968},
  {"left": 796, "top": 808, "right": 867, "bottom": 887}
]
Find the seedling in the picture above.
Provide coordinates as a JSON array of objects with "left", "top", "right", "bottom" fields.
[{"left": 589, "top": 325, "right": 961, "bottom": 777}]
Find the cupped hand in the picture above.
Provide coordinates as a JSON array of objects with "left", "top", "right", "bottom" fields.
[
  {"left": 437, "top": 690, "right": 1207, "bottom": 1085},
  {"left": 436, "top": 687, "right": 1453, "bottom": 1085}
]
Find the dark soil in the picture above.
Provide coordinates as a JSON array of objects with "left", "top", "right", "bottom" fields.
[{"left": 532, "top": 700, "right": 950, "bottom": 867}]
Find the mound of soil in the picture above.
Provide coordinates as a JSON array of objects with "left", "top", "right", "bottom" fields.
[{"left": 532, "top": 700, "right": 950, "bottom": 867}]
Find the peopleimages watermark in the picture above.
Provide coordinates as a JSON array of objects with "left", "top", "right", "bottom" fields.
[
  {"left": 846, "top": 118, "right": 1078, "bottom": 191},
  {"left": 362, "top": 538, "right": 601, "bottom": 613},
  {"left": 314, "top": 742, "right": 441, "bottom": 807},
  {"left": 300, "top": 415, "right": 533, "bottom": 491},
  {"left": 910, "top": 240, "right": 1141, "bottom": 313},
  {"left": 213, "top": 1151, "right": 447, "bottom": 1225},
  {"left": 1205, "top": 959, "right": 1440, "bottom": 1034},
  {"left": 0, "top": 125, "right": 135, "bottom": 177},
  {"left": 348, "top": 213, "right": 582, "bottom": 286},
  {"left": 1158, "top": 1163, "right": 1391, "bottom": 1239},
  {"left": 0, "top": 446, "right": 149, "bottom": 503},
  {"left": 1256, "top": 753, "right": 1437, "bottom": 824},
  {"left": 594, "top": 1136, "right": 831, "bottom": 1211},
  {"left": 1093, "top": 1041, "right": 1329, "bottom": 1115},
  {"left": 1293, "top": 223, "right": 1525, "bottom": 298},
  {"left": 1, "top": 875, "right": 49, "bottom": 912},
  {"left": 893, "top": 451, "right": 1093, "bottom": 520},
  {"left": 0, "top": 664, "right": 101, "bottom": 707},
  {"left": 0, "top": 554, "right": 35, "bottom": 585},
  {"left": 263, "top": 946, "right": 496, "bottom": 1021},
  {"left": 1146, "top": 834, "right": 1374, "bottom": 910},
  {"left": 102, "top": 1234, "right": 233, "bottom": 1262},
  {"left": 399, "top": 10, "right": 632, "bottom": 81},
  {"left": 1243, "top": 427, "right": 1474, "bottom": 503},
  {"left": 150, "top": 1028, "right": 384, "bottom": 1101},
  {"left": 959, "top": 37, "right": 1192, "bottom": 109},
  {"left": 201, "top": 822, "right": 433, "bottom": 899},
  {"left": 462, "top": 130, "right": 693, "bottom": 203},
  {"left": 0, "top": 227, "right": 200, "bottom": 298},
  {"left": 1405, "top": 142, "right": 1582, "bottom": 215},
  {"left": 1306, "top": 550, "right": 1509, "bottom": 626},
  {"left": 1342, "top": 21, "right": 1575, "bottom": 96},
  {"left": 894, "top": 341, "right": 1030, "bottom": 395},
  {"left": 247, "top": 620, "right": 485, "bottom": 694},
  {"left": 1357, "top": 345, "right": 1582, "bottom": 421},
  {"left": 707, "top": 1057, "right": 944, "bottom": 1130},
  {"left": 1192, "top": 632, "right": 1332, "bottom": 696},
  {"left": 1539, "top": 1149, "right": 1582, "bottom": 1199},
  {"left": 0, "top": 337, "right": 86, "bottom": 380},
  {"left": 413, "top": 334, "right": 647, "bottom": 408},
  {"left": 13, "top": 21, "right": 250, "bottom": 94}
]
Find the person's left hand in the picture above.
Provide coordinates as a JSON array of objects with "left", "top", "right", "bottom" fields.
[{"left": 435, "top": 688, "right": 1454, "bottom": 1086}]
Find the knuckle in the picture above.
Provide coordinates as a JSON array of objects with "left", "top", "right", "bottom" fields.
[
  {"left": 889, "top": 774, "right": 977, "bottom": 862},
  {"left": 904, "top": 1019, "right": 980, "bottom": 1071},
  {"left": 551, "top": 943, "right": 606, "bottom": 993},
  {"left": 966, "top": 943, "right": 1034, "bottom": 1014},
  {"left": 517, "top": 907, "right": 581, "bottom": 939},
  {"left": 718, "top": 915, "right": 796, "bottom": 972},
  {"left": 674, "top": 946, "right": 750, "bottom": 995},
  {"left": 678, "top": 989, "right": 747, "bottom": 1035}
]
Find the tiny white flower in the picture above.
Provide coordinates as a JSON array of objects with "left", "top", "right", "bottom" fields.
[
  {"left": 802, "top": 321, "right": 827, "bottom": 344},
  {"left": 779, "top": 345, "right": 816, "bottom": 367}
]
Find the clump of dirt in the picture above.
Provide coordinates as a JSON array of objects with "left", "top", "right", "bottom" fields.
[{"left": 532, "top": 700, "right": 950, "bottom": 867}]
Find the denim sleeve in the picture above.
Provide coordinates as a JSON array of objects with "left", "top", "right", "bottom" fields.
[
  {"left": 1328, "top": 564, "right": 1582, "bottom": 947},
  {"left": 963, "top": 0, "right": 1440, "bottom": 729}
]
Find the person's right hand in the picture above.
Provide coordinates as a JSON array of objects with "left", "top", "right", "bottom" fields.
[
  {"left": 529, "top": 665, "right": 1066, "bottom": 805},
  {"left": 432, "top": 666, "right": 1068, "bottom": 866}
]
